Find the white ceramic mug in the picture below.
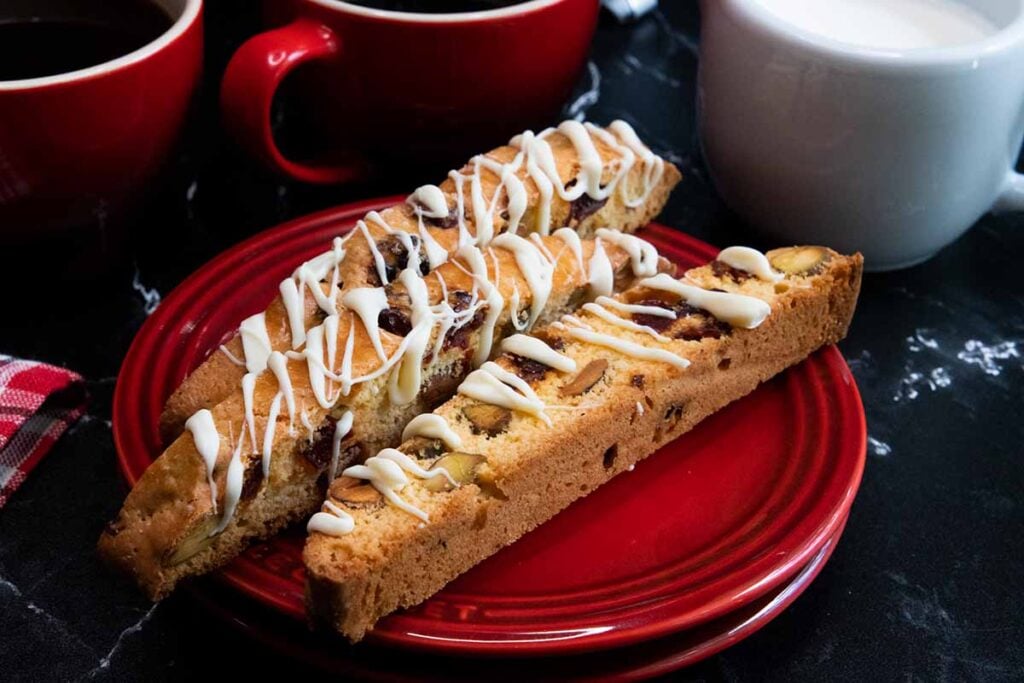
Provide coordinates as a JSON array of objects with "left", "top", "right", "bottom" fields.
[{"left": 698, "top": 0, "right": 1024, "bottom": 271}]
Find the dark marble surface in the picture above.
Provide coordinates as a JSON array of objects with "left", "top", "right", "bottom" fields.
[{"left": 2, "top": 2, "right": 1022, "bottom": 681}]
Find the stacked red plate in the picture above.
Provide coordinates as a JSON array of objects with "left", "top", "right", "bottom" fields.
[{"left": 113, "top": 198, "right": 866, "bottom": 677}]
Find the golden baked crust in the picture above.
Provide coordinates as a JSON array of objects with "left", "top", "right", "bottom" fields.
[
  {"left": 159, "top": 123, "right": 682, "bottom": 439},
  {"left": 99, "top": 235, "right": 674, "bottom": 600},
  {"left": 303, "top": 247, "right": 863, "bottom": 641}
]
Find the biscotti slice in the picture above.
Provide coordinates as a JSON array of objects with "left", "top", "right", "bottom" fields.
[
  {"left": 160, "top": 119, "right": 682, "bottom": 438},
  {"left": 303, "top": 245, "right": 863, "bottom": 641},
  {"left": 100, "top": 231, "right": 673, "bottom": 600}
]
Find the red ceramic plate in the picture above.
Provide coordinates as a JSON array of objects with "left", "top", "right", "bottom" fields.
[
  {"left": 189, "top": 515, "right": 849, "bottom": 680},
  {"left": 113, "top": 197, "right": 866, "bottom": 656}
]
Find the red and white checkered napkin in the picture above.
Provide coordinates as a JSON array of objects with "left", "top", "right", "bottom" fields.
[{"left": 0, "top": 355, "right": 87, "bottom": 507}]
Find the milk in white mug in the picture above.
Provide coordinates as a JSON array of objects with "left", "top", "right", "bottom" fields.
[
  {"left": 699, "top": 0, "right": 1024, "bottom": 270},
  {"left": 755, "top": 0, "right": 997, "bottom": 50}
]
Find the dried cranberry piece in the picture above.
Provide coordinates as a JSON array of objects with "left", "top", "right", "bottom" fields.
[
  {"left": 711, "top": 260, "right": 753, "bottom": 282},
  {"left": 630, "top": 298, "right": 677, "bottom": 332},
  {"left": 425, "top": 209, "right": 459, "bottom": 229},
  {"left": 378, "top": 308, "right": 412, "bottom": 336},
  {"left": 509, "top": 355, "right": 549, "bottom": 383},
  {"left": 240, "top": 461, "right": 264, "bottom": 500},
  {"left": 443, "top": 308, "right": 485, "bottom": 351},
  {"left": 569, "top": 194, "right": 608, "bottom": 225},
  {"left": 448, "top": 289, "right": 473, "bottom": 312}
]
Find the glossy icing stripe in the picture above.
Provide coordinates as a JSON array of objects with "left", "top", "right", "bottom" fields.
[
  {"left": 329, "top": 410, "right": 354, "bottom": 481},
  {"left": 565, "top": 326, "right": 691, "bottom": 370},
  {"left": 184, "top": 409, "right": 220, "bottom": 514},
  {"left": 640, "top": 273, "right": 771, "bottom": 329},
  {"left": 402, "top": 414, "right": 463, "bottom": 451},
  {"left": 582, "top": 302, "right": 672, "bottom": 341},
  {"left": 500, "top": 334, "right": 577, "bottom": 373},
  {"left": 717, "top": 246, "right": 783, "bottom": 282},
  {"left": 307, "top": 500, "right": 354, "bottom": 536}
]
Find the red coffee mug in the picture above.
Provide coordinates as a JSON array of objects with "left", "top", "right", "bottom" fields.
[
  {"left": 221, "top": 0, "right": 599, "bottom": 184},
  {"left": 0, "top": 0, "right": 203, "bottom": 243}
]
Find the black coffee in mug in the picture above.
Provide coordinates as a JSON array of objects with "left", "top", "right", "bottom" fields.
[
  {"left": 0, "top": 0, "right": 172, "bottom": 81},
  {"left": 346, "top": 0, "right": 529, "bottom": 12}
]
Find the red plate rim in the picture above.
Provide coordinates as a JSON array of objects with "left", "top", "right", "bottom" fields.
[
  {"left": 188, "top": 515, "right": 850, "bottom": 679},
  {"left": 112, "top": 197, "right": 866, "bottom": 656}
]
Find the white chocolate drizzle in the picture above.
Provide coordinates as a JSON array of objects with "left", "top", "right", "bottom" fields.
[
  {"left": 279, "top": 278, "right": 307, "bottom": 349},
  {"left": 595, "top": 295, "right": 676, "bottom": 319},
  {"left": 640, "top": 273, "right": 771, "bottom": 329},
  {"left": 562, "top": 314, "right": 593, "bottom": 331},
  {"left": 595, "top": 228, "right": 660, "bottom": 278},
  {"left": 212, "top": 434, "right": 244, "bottom": 535},
  {"left": 500, "top": 334, "right": 577, "bottom": 373},
  {"left": 184, "top": 409, "right": 220, "bottom": 513},
  {"left": 458, "top": 361, "right": 552, "bottom": 426},
  {"left": 408, "top": 184, "right": 448, "bottom": 218},
  {"left": 553, "top": 227, "right": 585, "bottom": 273},
  {"left": 357, "top": 220, "right": 391, "bottom": 286},
  {"left": 239, "top": 313, "right": 273, "bottom": 374},
  {"left": 341, "top": 287, "right": 390, "bottom": 361},
  {"left": 218, "top": 345, "right": 246, "bottom": 367},
  {"left": 492, "top": 233, "right": 553, "bottom": 329},
  {"left": 510, "top": 131, "right": 555, "bottom": 234},
  {"left": 307, "top": 500, "right": 354, "bottom": 536},
  {"left": 565, "top": 326, "right": 691, "bottom": 370},
  {"left": 588, "top": 238, "right": 614, "bottom": 297},
  {"left": 529, "top": 233, "right": 557, "bottom": 263},
  {"left": 402, "top": 414, "right": 463, "bottom": 451},
  {"left": 607, "top": 120, "right": 665, "bottom": 207},
  {"left": 717, "top": 246, "right": 783, "bottom": 282},
  {"left": 457, "top": 245, "right": 505, "bottom": 366},
  {"left": 582, "top": 302, "right": 672, "bottom": 342},
  {"left": 241, "top": 372, "right": 258, "bottom": 452},
  {"left": 261, "top": 392, "right": 283, "bottom": 477},
  {"left": 299, "top": 407, "right": 316, "bottom": 442},
  {"left": 328, "top": 410, "right": 354, "bottom": 481},
  {"left": 267, "top": 351, "right": 296, "bottom": 433},
  {"left": 343, "top": 448, "right": 456, "bottom": 523}
]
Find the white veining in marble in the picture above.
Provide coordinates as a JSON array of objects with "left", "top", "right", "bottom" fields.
[
  {"left": 131, "top": 267, "right": 161, "bottom": 316},
  {"left": 86, "top": 604, "right": 159, "bottom": 678},
  {"left": 868, "top": 436, "right": 893, "bottom": 457},
  {"left": 907, "top": 329, "right": 939, "bottom": 353},
  {"left": 0, "top": 574, "right": 94, "bottom": 658},
  {"left": 66, "top": 413, "right": 112, "bottom": 435},
  {"left": 622, "top": 53, "right": 683, "bottom": 88},
  {"left": 566, "top": 61, "right": 601, "bottom": 122},
  {"left": 894, "top": 365, "right": 952, "bottom": 402},
  {"left": 957, "top": 339, "right": 1020, "bottom": 377}
]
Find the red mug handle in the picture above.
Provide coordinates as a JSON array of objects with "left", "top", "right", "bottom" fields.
[{"left": 220, "top": 19, "right": 365, "bottom": 184}]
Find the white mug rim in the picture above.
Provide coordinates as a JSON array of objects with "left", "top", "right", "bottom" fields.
[
  {"left": 0, "top": 0, "right": 202, "bottom": 92},
  {"left": 312, "top": 0, "right": 569, "bottom": 24},
  {"left": 724, "top": 0, "right": 1024, "bottom": 69}
]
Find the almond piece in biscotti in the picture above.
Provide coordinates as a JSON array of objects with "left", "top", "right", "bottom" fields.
[
  {"left": 424, "top": 453, "right": 486, "bottom": 492},
  {"left": 767, "top": 246, "right": 831, "bottom": 276},
  {"left": 163, "top": 517, "right": 217, "bottom": 567},
  {"left": 329, "top": 477, "right": 384, "bottom": 508},
  {"left": 462, "top": 405, "right": 512, "bottom": 437},
  {"left": 560, "top": 359, "right": 608, "bottom": 396}
]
